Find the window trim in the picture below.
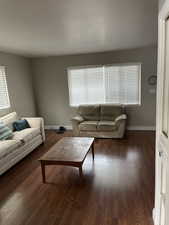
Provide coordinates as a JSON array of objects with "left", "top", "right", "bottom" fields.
[
  {"left": 67, "top": 62, "right": 142, "bottom": 107},
  {"left": 0, "top": 66, "right": 10, "bottom": 110}
]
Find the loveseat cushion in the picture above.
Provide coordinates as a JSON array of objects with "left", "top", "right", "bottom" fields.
[
  {"left": 79, "top": 121, "right": 98, "bottom": 131},
  {"left": 78, "top": 105, "right": 100, "bottom": 121},
  {"left": 97, "top": 121, "right": 117, "bottom": 131},
  {"left": 100, "top": 105, "right": 123, "bottom": 121},
  {"left": 0, "top": 140, "right": 21, "bottom": 160},
  {"left": 12, "top": 128, "right": 41, "bottom": 142}
]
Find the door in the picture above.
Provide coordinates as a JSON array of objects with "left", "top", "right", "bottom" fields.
[{"left": 155, "top": 3, "right": 169, "bottom": 225}]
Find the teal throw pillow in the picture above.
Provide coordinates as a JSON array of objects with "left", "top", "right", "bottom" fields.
[
  {"left": 0, "top": 122, "right": 13, "bottom": 140},
  {"left": 13, "top": 119, "right": 30, "bottom": 131}
]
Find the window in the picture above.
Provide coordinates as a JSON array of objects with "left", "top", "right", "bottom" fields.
[
  {"left": 68, "top": 63, "right": 141, "bottom": 106},
  {"left": 0, "top": 66, "right": 10, "bottom": 109}
]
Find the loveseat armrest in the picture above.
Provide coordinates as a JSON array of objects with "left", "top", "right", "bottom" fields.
[
  {"left": 71, "top": 116, "right": 84, "bottom": 136},
  {"left": 115, "top": 114, "right": 127, "bottom": 123},
  {"left": 22, "top": 117, "right": 45, "bottom": 142},
  {"left": 72, "top": 115, "right": 84, "bottom": 123}
]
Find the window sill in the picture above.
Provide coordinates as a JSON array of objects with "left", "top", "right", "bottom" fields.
[
  {"left": 69, "top": 103, "right": 141, "bottom": 107},
  {"left": 0, "top": 106, "right": 10, "bottom": 111}
]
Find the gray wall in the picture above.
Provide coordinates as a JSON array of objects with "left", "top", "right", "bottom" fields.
[
  {"left": 31, "top": 46, "right": 157, "bottom": 128},
  {"left": 159, "top": 0, "right": 165, "bottom": 9},
  {"left": 0, "top": 52, "right": 36, "bottom": 117}
]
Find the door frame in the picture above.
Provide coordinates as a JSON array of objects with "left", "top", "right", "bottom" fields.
[{"left": 154, "top": 1, "right": 169, "bottom": 224}]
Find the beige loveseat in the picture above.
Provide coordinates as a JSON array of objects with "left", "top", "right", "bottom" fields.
[
  {"left": 72, "top": 104, "right": 127, "bottom": 138},
  {"left": 0, "top": 112, "right": 45, "bottom": 175}
]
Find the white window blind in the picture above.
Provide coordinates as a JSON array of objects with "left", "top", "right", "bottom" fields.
[
  {"left": 68, "top": 66, "right": 105, "bottom": 105},
  {"left": 68, "top": 64, "right": 141, "bottom": 106},
  {"left": 105, "top": 65, "right": 140, "bottom": 104},
  {"left": 0, "top": 66, "right": 10, "bottom": 109}
]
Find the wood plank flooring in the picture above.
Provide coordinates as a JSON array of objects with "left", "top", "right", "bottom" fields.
[{"left": 0, "top": 130, "right": 155, "bottom": 225}]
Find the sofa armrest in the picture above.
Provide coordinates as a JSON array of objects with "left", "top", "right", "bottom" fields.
[
  {"left": 22, "top": 117, "right": 45, "bottom": 142},
  {"left": 115, "top": 114, "right": 127, "bottom": 123}
]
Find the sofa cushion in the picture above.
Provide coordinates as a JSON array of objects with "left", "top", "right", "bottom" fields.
[
  {"left": 100, "top": 105, "right": 123, "bottom": 121},
  {"left": 78, "top": 105, "right": 100, "bottom": 121},
  {"left": 12, "top": 128, "right": 40, "bottom": 142},
  {"left": 79, "top": 121, "right": 98, "bottom": 131},
  {"left": 0, "top": 140, "right": 21, "bottom": 160},
  {"left": 97, "top": 121, "right": 117, "bottom": 131}
]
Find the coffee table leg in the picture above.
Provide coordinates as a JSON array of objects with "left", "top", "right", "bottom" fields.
[
  {"left": 79, "top": 165, "right": 83, "bottom": 178},
  {"left": 41, "top": 161, "right": 46, "bottom": 183},
  {"left": 91, "top": 142, "right": 95, "bottom": 160}
]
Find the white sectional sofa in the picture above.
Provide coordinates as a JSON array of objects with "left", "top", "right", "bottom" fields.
[{"left": 0, "top": 112, "right": 45, "bottom": 175}]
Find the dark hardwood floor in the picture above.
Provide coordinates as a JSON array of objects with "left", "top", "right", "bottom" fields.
[{"left": 0, "top": 130, "right": 155, "bottom": 225}]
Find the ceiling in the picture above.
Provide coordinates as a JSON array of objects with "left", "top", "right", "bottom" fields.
[{"left": 0, "top": 0, "right": 158, "bottom": 57}]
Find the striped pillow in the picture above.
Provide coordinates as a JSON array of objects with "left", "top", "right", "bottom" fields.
[{"left": 0, "top": 122, "right": 13, "bottom": 140}]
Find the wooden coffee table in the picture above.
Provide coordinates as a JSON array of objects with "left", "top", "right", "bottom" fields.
[{"left": 39, "top": 137, "right": 94, "bottom": 183}]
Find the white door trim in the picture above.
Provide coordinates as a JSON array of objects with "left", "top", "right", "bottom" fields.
[{"left": 154, "top": 0, "right": 169, "bottom": 224}]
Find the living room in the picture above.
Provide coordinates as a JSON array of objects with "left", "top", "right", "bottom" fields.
[{"left": 0, "top": 0, "right": 168, "bottom": 225}]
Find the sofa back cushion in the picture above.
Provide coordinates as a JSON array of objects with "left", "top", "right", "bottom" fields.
[
  {"left": 100, "top": 104, "right": 123, "bottom": 121},
  {"left": 78, "top": 105, "right": 100, "bottom": 121},
  {"left": 0, "top": 112, "right": 18, "bottom": 131}
]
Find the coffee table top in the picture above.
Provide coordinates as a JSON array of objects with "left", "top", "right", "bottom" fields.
[{"left": 39, "top": 137, "right": 94, "bottom": 163}]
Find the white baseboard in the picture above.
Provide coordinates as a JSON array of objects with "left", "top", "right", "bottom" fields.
[
  {"left": 127, "top": 126, "right": 156, "bottom": 131},
  {"left": 45, "top": 125, "right": 156, "bottom": 131},
  {"left": 45, "top": 125, "right": 72, "bottom": 130}
]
